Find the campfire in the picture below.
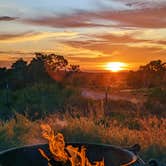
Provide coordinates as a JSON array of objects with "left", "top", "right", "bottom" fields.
[{"left": 38, "top": 124, "right": 105, "bottom": 166}]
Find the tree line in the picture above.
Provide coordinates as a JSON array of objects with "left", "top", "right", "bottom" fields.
[
  {"left": 127, "top": 60, "right": 166, "bottom": 88},
  {"left": 0, "top": 53, "right": 80, "bottom": 90},
  {"left": 0, "top": 53, "right": 80, "bottom": 120}
]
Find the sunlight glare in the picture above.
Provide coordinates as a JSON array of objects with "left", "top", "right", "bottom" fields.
[{"left": 106, "top": 62, "right": 127, "bottom": 72}]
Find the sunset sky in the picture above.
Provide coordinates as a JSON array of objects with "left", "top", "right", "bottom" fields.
[{"left": 0, "top": 0, "right": 166, "bottom": 71}]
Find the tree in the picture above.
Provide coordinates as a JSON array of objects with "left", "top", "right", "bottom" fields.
[
  {"left": 36, "top": 53, "right": 80, "bottom": 82},
  {"left": 27, "top": 53, "right": 52, "bottom": 84},
  {"left": 45, "top": 54, "right": 68, "bottom": 71},
  {"left": 11, "top": 58, "right": 27, "bottom": 70},
  {"left": 11, "top": 58, "right": 28, "bottom": 89},
  {"left": 68, "top": 64, "right": 80, "bottom": 72},
  {"left": 28, "top": 53, "right": 70, "bottom": 83},
  {"left": 139, "top": 60, "right": 166, "bottom": 72},
  {"left": 0, "top": 53, "right": 80, "bottom": 88},
  {"left": 127, "top": 60, "right": 166, "bottom": 88},
  {"left": 0, "top": 67, "right": 8, "bottom": 89},
  {"left": 139, "top": 60, "right": 166, "bottom": 87}
]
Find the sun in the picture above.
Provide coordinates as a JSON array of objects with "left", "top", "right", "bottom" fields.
[{"left": 106, "top": 62, "right": 127, "bottom": 72}]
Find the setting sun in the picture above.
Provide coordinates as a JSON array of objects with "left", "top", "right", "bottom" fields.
[{"left": 106, "top": 62, "right": 127, "bottom": 72}]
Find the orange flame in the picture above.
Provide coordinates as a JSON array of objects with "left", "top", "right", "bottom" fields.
[{"left": 39, "top": 124, "right": 105, "bottom": 166}]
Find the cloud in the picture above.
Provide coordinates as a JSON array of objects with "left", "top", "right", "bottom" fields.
[
  {"left": 0, "top": 50, "right": 33, "bottom": 56},
  {"left": 93, "top": 32, "right": 166, "bottom": 50},
  {"left": 0, "top": 31, "right": 78, "bottom": 43},
  {"left": 104, "top": 7, "right": 166, "bottom": 28},
  {"left": 94, "top": 33, "right": 148, "bottom": 43},
  {"left": 114, "top": 0, "right": 166, "bottom": 9},
  {"left": 0, "top": 31, "right": 33, "bottom": 40},
  {"left": 69, "top": 43, "right": 166, "bottom": 63},
  {"left": 20, "top": 4, "right": 166, "bottom": 29},
  {"left": 61, "top": 31, "right": 166, "bottom": 65},
  {"left": 22, "top": 14, "right": 106, "bottom": 28},
  {"left": 63, "top": 28, "right": 166, "bottom": 51},
  {"left": 0, "top": 16, "right": 17, "bottom": 21}
]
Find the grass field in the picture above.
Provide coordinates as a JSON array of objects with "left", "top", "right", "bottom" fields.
[{"left": 0, "top": 103, "right": 165, "bottom": 162}]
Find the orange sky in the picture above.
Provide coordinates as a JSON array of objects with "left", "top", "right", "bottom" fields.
[{"left": 0, "top": 0, "right": 166, "bottom": 71}]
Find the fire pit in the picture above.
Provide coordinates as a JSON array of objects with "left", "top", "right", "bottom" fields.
[{"left": 0, "top": 143, "right": 145, "bottom": 166}]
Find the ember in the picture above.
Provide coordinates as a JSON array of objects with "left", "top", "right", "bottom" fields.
[{"left": 39, "top": 124, "right": 105, "bottom": 166}]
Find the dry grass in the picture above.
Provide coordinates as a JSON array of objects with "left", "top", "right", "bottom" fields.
[
  {"left": 0, "top": 108, "right": 166, "bottom": 161},
  {"left": 37, "top": 113, "right": 166, "bottom": 148}
]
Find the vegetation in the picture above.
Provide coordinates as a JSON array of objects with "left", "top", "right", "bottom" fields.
[
  {"left": 144, "top": 88, "right": 166, "bottom": 117},
  {"left": 127, "top": 60, "right": 166, "bottom": 88},
  {"left": 0, "top": 53, "right": 80, "bottom": 90},
  {"left": 0, "top": 53, "right": 80, "bottom": 120},
  {"left": 0, "top": 108, "right": 165, "bottom": 162},
  {"left": 0, "top": 83, "right": 80, "bottom": 120},
  {"left": 0, "top": 56, "right": 166, "bottom": 163}
]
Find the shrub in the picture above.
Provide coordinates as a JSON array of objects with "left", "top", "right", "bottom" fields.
[
  {"left": 0, "top": 113, "right": 31, "bottom": 150},
  {"left": 0, "top": 83, "right": 79, "bottom": 120}
]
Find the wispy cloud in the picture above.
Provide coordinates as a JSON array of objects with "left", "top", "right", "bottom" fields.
[
  {"left": 0, "top": 31, "right": 78, "bottom": 43},
  {"left": 113, "top": 0, "right": 166, "bottom": 9},
  {"left": 21, "top": 14, "right": 106, "bottom": 28},
  {"left": 0, "top": 16, "right": 17, "bottom": 21},
  {"left": 20, "top": 5, "right": 166, "bottom": 29},
  {"left": 0, "top": 50, "right": 33, "bottom": 55},
  {"left": 62, "top": 31, "right": 166, "bottom": 65}
]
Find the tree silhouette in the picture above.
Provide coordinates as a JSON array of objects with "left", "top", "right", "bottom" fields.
[
  {"left": 45, "top": 54, "right": 68, "bottom": 71},
  {"left": 11, "top": 58, "right": 27, "bottom": 70},
  {"left": 11, "top": 58, "right": 28, "bottom": 89},
  {"left": 139, "top": 60, "right": 166, "bottom": 72},
  {"left": 0, "top": 53, "right": 80, "bottom": 89},
  {"left": 127, "top": 60, "right": 166, "bottom": 88},
  {"left": 68, "top": 64, "right": 80, "bottom": 72},
  {"left": 0, "top": 67, "right": 8, "bottom": 89},
  {"left": 28, "top": 53, "right": 50, "bottom": 83}
]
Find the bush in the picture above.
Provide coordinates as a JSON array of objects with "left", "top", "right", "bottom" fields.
[
  {"left": 144, "top": 88, "right": 166, "bottom": 117},
  {"left": 0, "top": 83, "right": 79, "bottom": 120},
  {"left": 0, "top": 114, "right": 31, "bottom": 150}
]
